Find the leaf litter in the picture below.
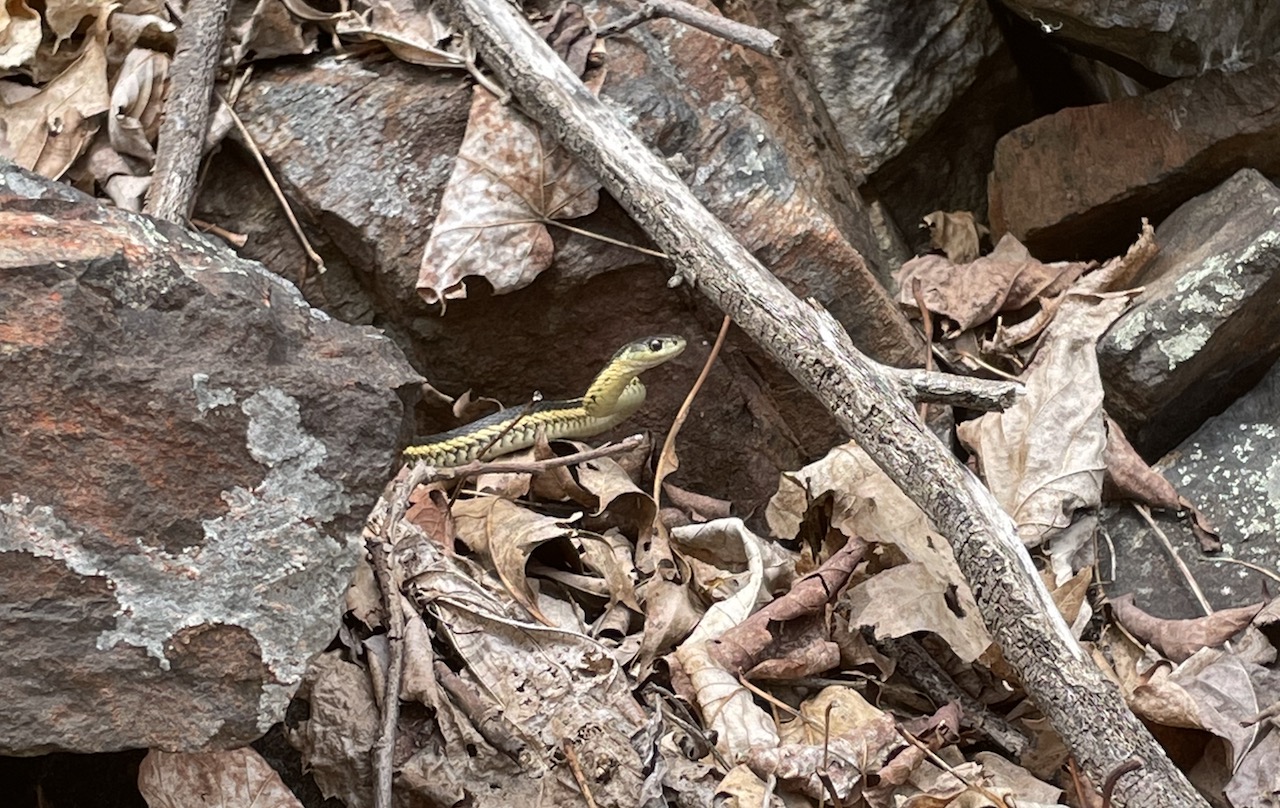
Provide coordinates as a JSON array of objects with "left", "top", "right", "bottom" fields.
[
  {"left": 316, "top": 214, "right": 1278, "bottom": 801},
  {"left": 311, "top": 222, "right": 1278, "bottom": 807}
]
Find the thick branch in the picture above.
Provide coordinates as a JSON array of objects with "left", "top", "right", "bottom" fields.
[
  {"left": 443, "top": 2, "right": 1207, "bottom": 805},
  {"left": 145, "top": 0, "right": 230, "bottom": 222}
]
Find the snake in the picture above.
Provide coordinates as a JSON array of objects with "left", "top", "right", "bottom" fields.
[{"left": 403, "top": 335, "right": 687, "bottom": 467}]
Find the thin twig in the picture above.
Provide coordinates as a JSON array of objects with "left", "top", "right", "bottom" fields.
[
  {"left": 1133, "top": 504, "right": 1213, "bottom": 616},
  {"left": 897, "top": 728, "right": 1009, "bottom": 808},
  {"left": 417, "top": 433, "right": 645, "bottom": 482},
  {"left": 954, "top": 350, "right": 1024, "bottom": 382},
  {"left": 367, "top": 472, "right": 422, "bottom": 808},
  {"left": 911, "top": 278, "right": 933, "bottom": 422},
  {"left": 1200, "top": 555, "right": 1280, "bottom": 584},
  {"left": 647, "top": 688, "right": 731, "bottom": 770},
  {"left": 190, "top": 218, "right": 247, "bottom": 247},
  {"left": 598, "top": 0, "right": 784, "bottom": 57},
  {"left": 216, "top": 92, "right": 327, "bottom": 279},
  {"left": 562, "top": 740, "right": 600, "bottom": 808},
  {"left": 653, "top": 315, "right": 730, "bottom": 502}
]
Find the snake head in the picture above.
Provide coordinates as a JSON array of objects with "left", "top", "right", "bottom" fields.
[{"left": 613, "top": 335, "right": 687, "bottom": 371}]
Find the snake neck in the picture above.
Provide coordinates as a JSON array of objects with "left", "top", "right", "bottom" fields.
[
  {"left": 584, "top": 376, "right": 647, "bottom": 418},
  {"left": 582, "top": 363, "right": 645, "bottom": 416}
]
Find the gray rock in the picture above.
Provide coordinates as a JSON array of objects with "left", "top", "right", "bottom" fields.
[
  {"left": 998, "top": 0, "right": 1280, "bottom": 79},
  {"left": 0, "top": 161, "right": 421, "bottom": 753},
  {"left": 777, "top": 0, "right": 1002, "bottom": 176},
  {"left": 1098, "top": 169, "right": 1280, "bottom": 456},
  {"left": 1100, "top": 357, "right": 1280, "bottom": 619}
]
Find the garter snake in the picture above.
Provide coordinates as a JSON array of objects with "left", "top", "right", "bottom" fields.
[{"left": 404, "top": 335, "right": 686, "bottom": 467}]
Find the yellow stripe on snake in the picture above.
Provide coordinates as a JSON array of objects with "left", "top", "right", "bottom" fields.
[{"left": 404, "top": 335, "right": 686, "bottom": 467}]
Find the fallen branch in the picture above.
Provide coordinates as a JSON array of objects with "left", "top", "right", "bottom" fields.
[
  {"left": 597, "top": 0, "right": 784, "bottom": 57},
  {"left": 368, "top": 482, "right": 411, "bottom": 808},
  {"left": 441, "top": 2, "right": 1209, "bottom": 804},
  {"left": 145, "top": 0, "right": 230, "bottom": 222},
  {"left": 884, "top": 365, "right": 1020, "bottom": 411}
]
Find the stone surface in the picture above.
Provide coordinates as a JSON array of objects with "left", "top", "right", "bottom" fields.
[
  {"left": 0, "top": 162, "right": 421, "bottom": 754},
  {"left": 197, "top": 14, "right": 928, "bottom": 517},
  {"left": 1099, "top": 358, "right": 1280, "bottom": 620},
  {"left": 775, "top": 0, "right": 1002, "bottom": 177},
  {"left": 997, "top": 0, "right": 1280, "bottom": 79},
  {"left": 988, "top": 56, "right": 1280, "bottom": 261},
  {"left": 867, "top": 47, "right": 1035, "bottom": 253},
  {"left": 1098, "top": 169, "right": 1280, "bottom": 457}
]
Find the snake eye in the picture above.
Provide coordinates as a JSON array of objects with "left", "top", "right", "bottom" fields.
[{"left": 649, "top": 338, "right": 663, "bottom": 352}]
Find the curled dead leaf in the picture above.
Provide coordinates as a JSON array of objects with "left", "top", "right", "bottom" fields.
[
  {"left": 1110, "top": 593, "right": 1263, "bottom": 662},
  {"left": 920, "top": 209, "right": 988, "bottom": 263},
  {"left": 896, "top": 234, "right": 1089, "bottom": 335}
]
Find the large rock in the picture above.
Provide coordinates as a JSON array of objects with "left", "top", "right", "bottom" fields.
[
  {"left": 988, "top": 56, "right": 1280, "bottom": 260},
  {"left": 0, "top": 162, "right": 421, "bottom": 754},
  {"left": 774, "top": 0, "right": 1002, "bottom": 177},
  {"left": 867, "top": 48, "right": 1034, "bottom": 251},
  {"left": 1100, "top": 357, "right": 1280, "bottom": 619},
  {"left": 1098, "top": 169, "right": 1280, "bottom": 457},
  {"left": 997, "top": 0, "right": 1280, "bottom": 79}
]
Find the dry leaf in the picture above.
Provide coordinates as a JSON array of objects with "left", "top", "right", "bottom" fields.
[
  {"left": 106, "top": 12, "right": 177, "bottom": 70},
  {"left": 334, "top": 0, "right": 461, "bottom": 68},
  {"left": 957, "top": 289, "right": 1134, "bottom": 546},
  {"left": 451, "top": 496, "right": 568, "bottom": 624},
  {"left": 138, "top": 748, "right": 304, "bottom": 808},
  {"left": 845, "top": 562, "right": 991, "bottom": 663},
  {"left": 768, "top": 443, "right": 993, "bottom": 659},
  {"left": 404, "top": 484, "right": 455, "bottom": 548},
  {"left": 108, "top": 47, "right": 168, "bottom": 162},
  {"left": 417, "top": 84, "right": 601, "bottom": 305},
  {"left": 574, "top": 528, "right": 642, "bottom": 612},
  {"left": 577, "top": 455, "right": 657, "bottom": 537},
  {"left": 1102, "top": 416, "right": 1182, "bottom": 508},
  {"left": 44, "top": 0, "right": 109, "bottom": 47},
  {"left": 1076, "top": 218, "right": 1158, "bottom": 295},
  {"left": 921, "top": 210, "right": 988, "bottom": 263},
  {"left": 0, "top": 0, "right": 42, "bottom": 70},
  {"left": 0, "top": 14, "right": 109, "bottom": 177},
  {"left": 534, "top": 2, "right": 597, "bottom": 77},
  {"left": 1102, "top": 416, "right": 1220, "bottom": 551},
  {"left": 663, "top": 481, "right": 732, "bottom": 522},
  {"left": 1111, "top": 593, "right": 1263, "bottom": 663},
  {"left": 344, "top": 552, "right": 383, "bottom": 629},
  {"left": 671, "top": 519, "right": 780, "bottom": 758},
  {"left": 896, "top": 234, "right": 1089, "bottom": 335},
  {"left": 288, "top": 651, "right": 379, "bottom": 807}
]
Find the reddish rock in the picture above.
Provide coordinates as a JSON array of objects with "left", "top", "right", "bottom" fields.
[
  {"left": 988, "top": 56, "right": 1280, "bottom": 260},
  {"left": 0, "top": 163, "right": 420, "bottom": 753}
]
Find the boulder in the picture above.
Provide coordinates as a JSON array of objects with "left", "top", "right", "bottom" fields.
[
  {"left": 1098, "top": 169, "right": 1280, "bottom": 456},
  {"left": 0, "top": 161, "right": 421, "bottom": 753}
]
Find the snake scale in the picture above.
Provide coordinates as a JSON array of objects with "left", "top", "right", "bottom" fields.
[{"left": 403, "top": 335, "right": 686, "bottom": 467}]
